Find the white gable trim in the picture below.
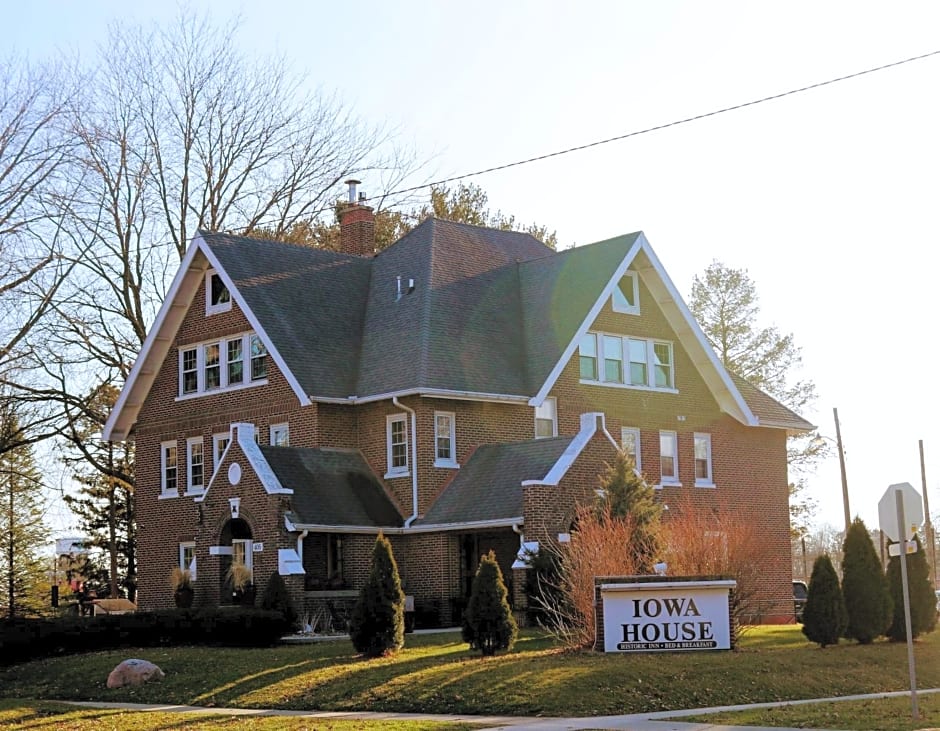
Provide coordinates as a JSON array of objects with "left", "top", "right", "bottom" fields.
[
  {"left": 103, "top": 233, "right": 311, "bottom": 442},
  {"left": 195, "top": 423, "right": 292, "bottom": 503},
  {"left": 528, "top": 233, "right": 756, "bottom": 427},
  {"left": 522, "top": 412, "right": 618, "bottom": 488}
]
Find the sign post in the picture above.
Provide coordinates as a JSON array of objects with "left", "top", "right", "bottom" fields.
[{"left": 878, "top": 482, "right": 923, "bottom": 721}]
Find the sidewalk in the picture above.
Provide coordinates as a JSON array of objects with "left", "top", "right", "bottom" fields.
[{"left": 64, "top": 687, "right": 939, "bottom": 731}]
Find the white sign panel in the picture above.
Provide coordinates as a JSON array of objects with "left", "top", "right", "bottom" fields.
[
  {"left": 602, "top": 580, "right": 736, "bottom": 652},
  {"left": 878, "top": 482, "right": 923, "bottom": 542}
]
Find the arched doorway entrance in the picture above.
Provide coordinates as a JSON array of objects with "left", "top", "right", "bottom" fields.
[{"left": 219, "top": 518, "right": 254, "bottom": 604}]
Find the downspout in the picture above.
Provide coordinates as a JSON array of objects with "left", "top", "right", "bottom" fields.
[
  {"left": 393, "top": 397, "right": 420, "bottom": 527},
  {"left": 296, "top": 529, "right": 309, "bottom": 564}
]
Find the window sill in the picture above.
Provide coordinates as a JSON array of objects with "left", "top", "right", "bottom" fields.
[
  {"left": 611, "top": 304, "right": 640, "bottom": 316},
  {"left": 434, "top": 460, "right": 459, "bottom": 469},
  {"left": 206, "top": 302, "right": 232, "bottom": 316},
  {"left": 695, "top": 482, "right": 717, "bottom": 489},
  {"left": 158, "top": 492, "right": 179, "bottom": 500},
  {"left": 384, "top": 471, "right": 410, "bottom": 480},
  {"left": 579, "top": 380, "right": 678, "bottom": 394},
  {"left": 176, "top": 379, "right": 268, "bottom": 401},
  {"left": 655, "top": 482, "right": 682, "bottom": 489}
]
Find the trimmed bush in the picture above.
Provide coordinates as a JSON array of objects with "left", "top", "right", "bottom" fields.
[
  {"left": 462, "top": 550, "right": 517, "bottom": 656},
  {"left": 841, "top": 517, "right": 892, "bottom": 644},
  {"left": 886, "top": 534, "right": 938, "bottom": 641},
  {"left": 802, "top": 554, "right": 847, "bottom": 648},
  {"left": 261, "top": 571, "right": 298, "bottom": 630},
  {"left": 349, "top": 533, "right": 405, "bottom": 657}
]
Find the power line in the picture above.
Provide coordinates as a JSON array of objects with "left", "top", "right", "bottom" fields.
[{"left": 369, "top": 48, "right": 940, "bottom": 202}]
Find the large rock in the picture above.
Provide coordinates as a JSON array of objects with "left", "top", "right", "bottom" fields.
[{"left": 106, "top": 658, "right": 165, "bottom": 688}]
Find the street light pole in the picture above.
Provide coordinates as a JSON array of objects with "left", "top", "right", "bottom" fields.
[{"left": 833, "top": 407, "right": 851, "bottom": 533}]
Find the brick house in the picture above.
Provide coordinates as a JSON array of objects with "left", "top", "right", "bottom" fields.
[{"left": 104, "top": 182, "right": 811, "bottom": 625}]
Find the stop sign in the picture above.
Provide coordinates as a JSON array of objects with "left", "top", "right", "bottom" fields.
[{"left": 878, "top": 482, "right": 924, "bottom": 542}]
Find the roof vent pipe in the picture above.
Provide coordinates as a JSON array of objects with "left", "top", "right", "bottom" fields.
[{"left": 345, "top": 179, "right": 360, "bottom": 203}]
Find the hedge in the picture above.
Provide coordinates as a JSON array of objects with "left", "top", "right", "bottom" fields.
[{"left": 0, "top": 608, "right": 288, "bottom": 665}]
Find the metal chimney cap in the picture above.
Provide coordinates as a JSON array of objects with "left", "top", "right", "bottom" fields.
[{"left": 344, "top": 179, "right": 361, "bottom": 203}]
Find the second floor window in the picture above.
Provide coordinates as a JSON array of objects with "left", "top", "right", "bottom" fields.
[
  {"left": 187, "top": 437, "right": 204, "bottom": 493},
  {"left": 534, "top": 397, "right": 557, "bottom": 438},
  {"left": 660, "top": 430, "right": 679, "bottom": 485},
  {"left": 161, "top": 441, "right": 178, "bottom": 495},
  {"left": 434, "top": 412, "right": 456, "bottom": 466},
  {"left": 270, "top": 423, "right": 289, "bottom": 447},
  {"left": 621, "top": 427, "right": 641, "bottom": 470},
  {"left": 178, "top": 332, "right": 268, "bottom": 397},
  {"left": 386, "top": 414, "right": 408, "bottom": 476},
  {"left": 694, "top": 433, "right": 714, "bottom": 486}
]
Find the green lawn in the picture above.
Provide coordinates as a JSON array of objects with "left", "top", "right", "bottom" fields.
[{"left": 0, "top": 627, "right": 937, "bottom": 719}]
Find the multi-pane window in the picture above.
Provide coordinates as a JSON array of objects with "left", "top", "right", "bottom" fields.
[
  {"left": 178, "top": 332, "right": 268, "bottom": 397},
  {"left": 534, "top": 397, "right": 557, "bottom": 438},
  {"left": 161, "top": 441, "right": 178, "bottom": 495},
  {"left": 579, "top": 332, "right": 674, "bottom": 390},
  {"left": 270, "top": 423, "right": 289, "bottom": 447},
  {"left": 621, "top": 427, "right": 641, "bottom": 470},
  {"left": 181, "top": 348, "right": 198, "bottom": 394},
  {"left": 659, "top": 430, "right": 679, "bottom": 484},
  {"left": 579, "top": 333, "right": 598, "bottom": 380},
  {"left": 227, "top": 339, "right": 244, "bottom": 384},
  {"left": 603, "top": 335, "right": 623, "bottom": 383},
  {"left": 187, "top": 437, "right": 204, "bottom": 493},
  {"left": 250, "top": 335, "right": 267, "bottom": 381},
  {"left": 386, "top": 414, "right": 408, "bottom": 475},
  {"left": 434, "top": 412, "right": 456, "bottom": 466},
  {"left": 612, "top": 271, "right": 640, "bottom": 314},
  {"left": 213, "top": 433, "right": 230, "bottom": 470},
  {"left": 204, "top": 343, "right": 221, "bottom": 390},
  {"left": 179, "top": 542, "right": 196, "bottom": 579},
  {"left": 206, "top": 270, "right": 231, "bottom": 314},
  {"left": 694, "top": 433, "right": 713, "bottom": 485}
]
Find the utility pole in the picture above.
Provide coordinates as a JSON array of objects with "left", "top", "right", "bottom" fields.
[
  {"left": 919, "top": 440, "right": 937, "bottom": 585},
  {"left": 833, "top": 407, "right": 851, "bottom": 533}
]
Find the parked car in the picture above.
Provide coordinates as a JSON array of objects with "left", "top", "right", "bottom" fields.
[{"left": 793, "top": 580, "right": 808, "bottom": 623}]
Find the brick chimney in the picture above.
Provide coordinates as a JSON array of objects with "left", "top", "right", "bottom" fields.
[{"left": 338, "top": 179, "right": 375, "bottom": 256}]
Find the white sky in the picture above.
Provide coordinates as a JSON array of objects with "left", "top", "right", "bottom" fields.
[{"left": 7, "top": 0, "right": 940, "bottom": 535}]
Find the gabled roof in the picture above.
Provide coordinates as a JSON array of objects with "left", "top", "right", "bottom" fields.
[
  {"left": 104, "top": 219, "right": 812, "bottom": 440},
  {"left": 416, "top": 437, "right": 574, "bottom": 526},
  {"left": 263, "top": 446, "right": 403, "bottom": 528},
  {"left": 729, "top": 373, "right": 814, "bottom": 431}
]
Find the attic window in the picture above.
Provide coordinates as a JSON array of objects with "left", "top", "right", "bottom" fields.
[
  {"left": 611, "top": 271, "right": 639, "bottom": 314},
  {"left": 206, "top": 270, "right": 231, "bottom": 315}
]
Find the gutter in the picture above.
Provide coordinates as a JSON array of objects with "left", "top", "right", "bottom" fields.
[
  {"left": 286, "top": 517, "right": 524, "bottom": 536},
  {"left": 392, "top": 396, "right": 420, "bottom": 527},
  {"left": 314, "top": 388, "right": 530, "bottom": 406}
]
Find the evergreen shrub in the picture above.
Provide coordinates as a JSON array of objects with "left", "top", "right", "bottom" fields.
[
  {"left": 802, "top": 554, "right": 847, "bottom": 648},
  {"left": 349, "top": 533, "right": 405, "bottom": 657},
  {"left": 841, "top": 518, "right": 892, "bottom": 643},
  {"left": 261, "top": 571, "right": 298, "bottom": 630},
  {"left": 462, "top": 550, "right": 518, "bottom": 656},
  {"left": 886, "top": 534, "right": 938, "bottom": 641}
]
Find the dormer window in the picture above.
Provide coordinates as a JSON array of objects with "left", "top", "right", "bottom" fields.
[
  {"left": 612, "top": 271, "right": 639, "bottom": 314},
  {"left": 206, "top": 270, "right": 231, "bottom": 315}
]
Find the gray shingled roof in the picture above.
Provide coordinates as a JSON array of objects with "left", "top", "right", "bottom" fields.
[
  {"left": 259, "top": 446, "right": 403, "bottom": 527},
  {"left": 729, "top": 373, "right": 815, "bottom": 431},
  {"left": 416, "top": 437, "right": 573, "bottom": 525}
]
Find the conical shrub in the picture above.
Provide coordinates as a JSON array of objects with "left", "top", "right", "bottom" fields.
[
  {"left": 261, "top": 570, "right": 297, "bottom": 631},
  {"left": 349, "top": 533, "right": 405, "bottom": 657},
  {"left": 462, "top": 550, "right": 518, "bottom": 656},
  {"left": 802, "top": 554, "right": 847, "bottom": 648},
  {"left": 841, "top": 518, "right": 891, "bottom": 643},
  {"left": 886, "top": 534, "right": 938, "bottom": 641}
]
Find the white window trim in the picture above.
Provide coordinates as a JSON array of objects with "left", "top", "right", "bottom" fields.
[
  {"left": 385, "top": 413, "right": 409, "bottom": 478},
  {"left": 578, "top": 330, "right": 676, "bottom": 392},
  {"left": 534, "top": 396, "right": 558, "bottom": 438},
  {"left": 185, "top": 436, "right": 205, "bottom": 496},
  {"left": 160, "top": 440, "right": 178, "bottom": 498},
  {"left": 213, "top": 432, "right": 230, "bottom": 475},
  {"left": 179, "top": 541, "right": 197, "bottom": 579},
  {"left": 205, "top": 269, "right": 232, "bottom": 315},
  {"left": 621, "top": 427, "right": 642, "bottom": 471},
  {"left": 270, "top": 422, "right": 290, "bottom": 447},
  {"left": 658, "top": 430, "right": 681, "bottom": 487},
  {"left": 694, "top": 432, "right": 715, "bottom": 487},
  {"left": 611, "top": 270, "right": 640, "bottom": 315},
  {"left": 433, "top": 411, "right": 458, "bottom": 468},
  {"left": 177, "top": 331, "right": 269, "bottom": 400}
]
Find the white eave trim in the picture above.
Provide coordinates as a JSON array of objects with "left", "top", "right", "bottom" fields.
[
  {"left": 313, "top": 388, "right": 530, "bottom": 406},
  {"left": 103, "top": 234, "right": 312, "bottom": 442},
  {"left": 528, "top": 233, "right": 757, "bottom": 427},
  {"left": 521, "top": 412, "right": 618, "bottom": 487}
]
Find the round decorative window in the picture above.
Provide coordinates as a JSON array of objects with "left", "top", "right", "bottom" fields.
[{"left": 228, "top": 462, "right": 242, "bottom": 486}]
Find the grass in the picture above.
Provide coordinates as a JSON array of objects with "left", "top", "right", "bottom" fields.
[
  {"left": 0, "top": 699, "right": 479, "bottom": 730},
  {"left": 0, "top": 626, "right": 937, "bottom": 719}
]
